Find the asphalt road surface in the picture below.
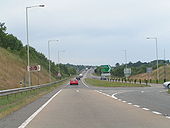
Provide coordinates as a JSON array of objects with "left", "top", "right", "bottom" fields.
[{"left": 1, "top": 69, "right": 170, "bottom": 128}]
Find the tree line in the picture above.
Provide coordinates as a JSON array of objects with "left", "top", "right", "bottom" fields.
[
  {"left": 95, "top": 60, "right": 169, "bottom": 78},
  {"left": 0, "top": 22, "right": 81, "bottom": 78}
]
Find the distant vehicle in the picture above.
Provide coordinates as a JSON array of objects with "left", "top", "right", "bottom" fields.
[
  {"left": 70, "top": 79, "right": 78, "bottom": 85},
  {"left": 76, "top": 76, "right": 80, "bottom": 80},
  {"left": 100, "top": 76, "right": 107, "bottom": 80},
  {"left": 163, "top": 81, "right": 170, "bottom": 89},
  {"left": 79, "top": 74, "right": 83, "bottom": 78}
]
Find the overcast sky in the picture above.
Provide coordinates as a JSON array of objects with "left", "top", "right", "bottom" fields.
[{"left": 1, "top": 0, "right": 170, "bottom": 66}]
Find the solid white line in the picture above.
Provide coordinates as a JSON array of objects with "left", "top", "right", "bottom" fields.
[
  {"left": 152, "top": 111, "right": 162, "bottom": 115},
  {"left": 18, "top": 90, "right": 62, "bottom": 128},
  {"left": 81, "top": 79, "right": 89, "bottom": 88},
  {"left": 142, "top": 108, "right": 150, "bottom": 111}
]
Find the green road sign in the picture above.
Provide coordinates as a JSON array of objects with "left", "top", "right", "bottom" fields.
[{"left": 100, "top": 65, "right": 111, "bottom": 73}]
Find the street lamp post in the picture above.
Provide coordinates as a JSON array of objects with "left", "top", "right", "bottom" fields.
[
  {"left": 123, "top": 50, "right": 128, "bottom": 79},
  {"left": 26, "top": 5, "right": 45, "bottom": 86},
  {"left": 48, "top": 40, "right": 59, "bottom": 83},
  {"left": 146, "top": 37, "right": 159, "bottom": 82},
  {"left": 58, "top": 50, "right": 65, "bottom": 74},
  {"left": 124, "top": 50, "right": 127, "bottom": 69}
]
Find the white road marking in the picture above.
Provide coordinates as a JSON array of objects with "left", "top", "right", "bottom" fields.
[
  {"left": 81, "top": 79, "right": 89, "bottom": 88},
  {"left": 18, "top": 90, "right": 62, "bottom": 128},
  {"left": 152, "top": 111, "right": 162, "bottom": 115},
  {"left": 142, "top": 108, "right": 150, "bottom": 111},
  {"left": 95, "top": 90, "right": 112, "bottom": 98},
  {"left": 166, "top": 116, "right": 170, "bottom": 119},
  {"left": 95, "top": 90, "right": 170, "bottom": 120},
  {"left": 133, "top": 105, "right": 140, "bottom": 108},
  {"left": 76, "top": 90, "right": 79, "bottom": 92},
  {"left": 112, "top": 93, "right": 118, "bottom": 99}
]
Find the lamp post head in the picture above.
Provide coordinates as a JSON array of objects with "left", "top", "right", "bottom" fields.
[
  {"left": 146, "top": 37, "right": 157, "bottom": 40},
  {"left": 39, "top": 5, "right": 45, "bottom": 7}
]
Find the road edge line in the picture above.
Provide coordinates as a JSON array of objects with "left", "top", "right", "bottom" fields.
[
  {"left": 81, "top": 78, "right": 89, "bottom": 88},
  {"left": 18, "top": 89, "right": 62, "bottom": 128}
]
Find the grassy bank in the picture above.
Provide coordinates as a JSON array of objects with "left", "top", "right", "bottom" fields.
[
  {"left": 85, "top": 78, "right": 150, "bottom": 87},
  {"left": 0, "top": 79, "right": 68, "bottom": 119}
]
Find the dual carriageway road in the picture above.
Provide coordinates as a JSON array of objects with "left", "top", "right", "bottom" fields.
[{"left": 0, "top": 70, "right": 170, "bottom": 128}]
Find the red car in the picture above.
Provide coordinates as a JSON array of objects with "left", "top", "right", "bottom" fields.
[{"left": 70, "top": 79, "right": 78, "bottom": 85}]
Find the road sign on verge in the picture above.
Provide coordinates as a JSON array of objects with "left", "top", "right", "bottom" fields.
[
  {"left": 124, "top": 68, "right": 131, "bottom": 77},
  {"left": 146, "top": 67, "right": 152, "bottom": 73},
  {"left": 101, "top": 65, "right": 111, "bottom": 73},
  {"left": 27, "top": 65, "right": 41, "bottom": 72}
]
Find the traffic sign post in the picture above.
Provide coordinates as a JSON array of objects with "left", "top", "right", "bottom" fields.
[
  {"left": 124, "top": 68, "right": 131, "bottom": 78},
  {"left": 146, "top": 67, "right": 152, "bottom": 81}
]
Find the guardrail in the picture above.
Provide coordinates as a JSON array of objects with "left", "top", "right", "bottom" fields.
[{"left": 0, "top": 79, "right": 66, "bottom": 97}]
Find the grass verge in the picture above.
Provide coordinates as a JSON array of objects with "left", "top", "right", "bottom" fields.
[
  {"left": 168, "top": 89, "right": 170, "bottom": 94},
  {"left": 0, "top": 79, "right": 68, "bottom": 119},
  {"left": 85, "top": 78, "right": 150, "bottom": 87}
]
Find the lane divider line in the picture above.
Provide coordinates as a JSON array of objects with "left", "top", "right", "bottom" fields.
[
  {"left": 166, "top": 116, "right": 170, "bottom": 119},
  {"left": 133, "top": 105, "right": 140, "bottom": 108},
  {"left": 18, "top": 90, "right": 62, "bottom": 128},
  {"left": 152, "top": 111, "right": 162, "bottom": 115},
  {"left": 95, "top": 90, "right": 170, "bottom": 119},
  {"left": 142, "top": 108, "right": 150, "bottom": 111}
]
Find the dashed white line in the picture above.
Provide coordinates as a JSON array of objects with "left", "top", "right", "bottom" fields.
[
  {"left": 133, "top": 105, "right": 140, "bottom": 108},
  {"left": 95, "top": 90, "right": 170, "bottom": 119},
  {"left": 76, "top": 90, "right": 79, "bottom": 92},
  {"left": 152, "top": 111, "right": 162, "bottom": 115},
  {"left": 18, "top": 90, "right": 62, "bottom": 128},
  {"left": 166, "top": 116, "right": 170, "bottom": 119},
  {"left": 142, "top": 108, "right": 150, "bottom": 111}
]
